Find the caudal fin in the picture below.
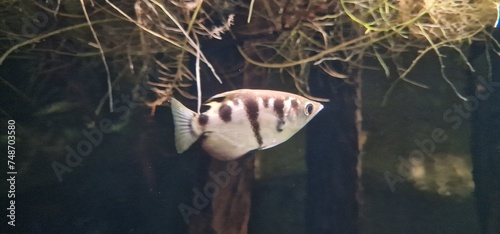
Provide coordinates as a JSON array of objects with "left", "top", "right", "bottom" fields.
[{"left": 171, "top": 98, "right": 200, "bottom": 154}]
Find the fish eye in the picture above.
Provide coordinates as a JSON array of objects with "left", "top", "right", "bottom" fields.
[{"left": 304, "top": 103, "right": 314, "bottom": 116}]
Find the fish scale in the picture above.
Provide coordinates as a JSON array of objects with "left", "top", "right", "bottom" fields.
[{"left": 171, "top": 89, "right": 324, "bottom": 160}]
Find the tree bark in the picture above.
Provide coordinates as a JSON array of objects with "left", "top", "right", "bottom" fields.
[
  {"left": 187, "top": 40, "right": 269, "bottom": 233},
  {"left": 305, "top": 67, "right": 360, "bottom": 234},
  {"left": 469, "top": 30, "right": 500, "bottom": 234},
  {"left": 188, "top": 152, "right": 255, "bottom": 234}
]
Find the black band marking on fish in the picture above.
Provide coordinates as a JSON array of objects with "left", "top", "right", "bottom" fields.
[
  {"left": 262, "top": 97, "right": 269, "bottom": 108},
  {"left": 219, "top": 104, "right": 232, "bottom": 123},
  {"left": 273, "top": 98, "right": 285, "bottom": 119},
  {"left": 291, "top": 99, "right": 299, "bottom": 109},
  {"left": 276, "top": 119, "right": 285, "bottom": 132},
  {"left": 273, "top": 98, "right": 285, "bottom": 133},
  {"left": 199, "top": 114, "right": 209, "bottom": 126},
  {"left": 244, "top": 98, "right": 263, "bottom": 146}
]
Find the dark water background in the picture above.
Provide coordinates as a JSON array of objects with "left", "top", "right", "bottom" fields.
[{"left": 0, "top": 49, "right": 484, "bottom": 233}]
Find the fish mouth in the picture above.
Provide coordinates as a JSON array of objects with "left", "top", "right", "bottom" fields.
[
  {"left": 318, "top": 104, "right": 324, "bottom": 112},
  {"left": 314, "top": 103, "right": 324, "bottom": 115}
]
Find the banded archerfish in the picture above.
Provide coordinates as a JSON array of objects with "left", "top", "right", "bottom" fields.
[{"left": 171, "top": 89, "right": 323, "bottom": 160}]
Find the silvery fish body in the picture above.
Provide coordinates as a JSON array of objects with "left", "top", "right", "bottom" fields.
[{"left": 171, "top": 89, "right": 324, "bottom": 160}]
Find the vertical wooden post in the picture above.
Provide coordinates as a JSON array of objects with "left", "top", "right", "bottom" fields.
[
  {"left": 187, "top": 40, "right": 268, "bottom": 234},
  {"left": 188, "top": 152, "right": 255, "bottom": 234},
  {"left": 305, "top": 67, "right": 360, "bottom": 234}
]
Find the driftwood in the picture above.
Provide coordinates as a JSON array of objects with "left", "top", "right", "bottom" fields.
[{"left": 187, "top": 39, "right": 269, "bottom": 234}]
